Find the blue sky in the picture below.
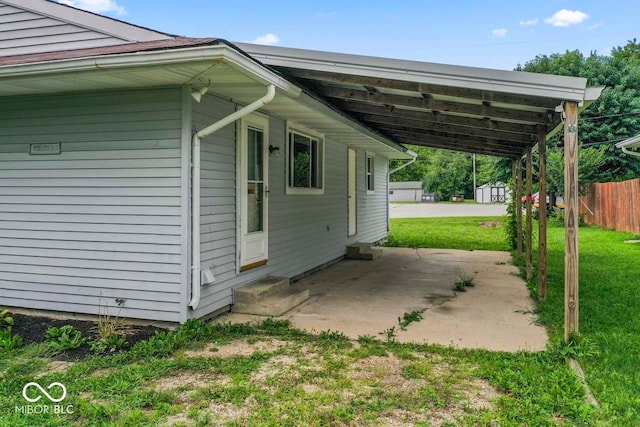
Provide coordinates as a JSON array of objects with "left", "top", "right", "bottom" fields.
[{"left": 59, "top": 0, "right": 639, "bottom": 70}]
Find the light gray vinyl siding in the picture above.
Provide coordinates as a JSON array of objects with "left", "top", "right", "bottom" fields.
[
  {"left": 191, "top": 94, "right": 390, "bottom": 318},
  {"left": 0, "top": 88, "right": 187, "bottom": 322},
  {"left": 0, "top": 2, "right": 129, "bottom": 57}
]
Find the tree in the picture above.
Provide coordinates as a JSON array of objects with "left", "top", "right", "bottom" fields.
[
  {"left": 389, "top": 145, "right": 431, "bottom": 183},
  {"left": 511, "top": 40, "right": 640, "bottom": 187},
  {"left": 423, "top": 149, "right": 472, "bottom": 200}
]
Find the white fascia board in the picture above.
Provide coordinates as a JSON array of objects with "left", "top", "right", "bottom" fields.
[
  {"left": 0, "top": 45, "right": 301, "bottom": 96},
  {"left": 237, "top": 43, "right": 590, "bottom": 102},
  {"left": 2, "top": 0, "right": 171, "bottom": 42}
]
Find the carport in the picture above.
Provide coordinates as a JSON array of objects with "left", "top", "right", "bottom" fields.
[{"left": 238, "top": 43, "right": 603, "bottom": 340}]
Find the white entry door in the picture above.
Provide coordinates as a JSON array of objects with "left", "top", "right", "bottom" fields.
[
  {"left": 239, "top": 114, "right": 269, "bottom": 271},
  {"left": 348, "top": 148, "right": 357, "bottom": 236}
]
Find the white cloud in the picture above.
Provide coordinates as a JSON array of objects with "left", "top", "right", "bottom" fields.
[
  {"left": 251, "top": 33, "right": 280, "bottom": 45},
  {"left": 58, "top": 0, "right": 126, "bottom": 15},
  {"left": 544, "top": 9, "right": 589, "bottom": 27},
  {"left": 519, "top": 18, "right": 539, "bottom": 26},
  {"left": 492, "top": 28, "right": 508, "bottom": 37}
]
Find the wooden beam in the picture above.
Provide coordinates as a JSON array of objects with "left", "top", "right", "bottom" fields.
[
  {"left": 393, "top": 136, "right": 520, "bottom": 158},
  {"left": 332, "top": 100, "right": 540, "bottom": 135},
  {"left": 516, "top": 157, "right": 523, "bottom": 257},
  {"left": 317, "top": 85, "right": 552, "bottom": 124},
  {"left": 282, "top": 68, "right": 563, "bottom": 109},
  {"left": 564, "top": 101, "right": 579, "bottom": 341},
  {"left": 538, "top": 125, "right": 548, "bottom": 301},
  {"left": 379, "top": 128, "right": 527, "bottom": 157},
  {"left": 354, "top": 113, "right": 535, "bottom": 144},
  {"left": 375, "top": 125, "right": 532, "bottom": 151},
  {"left": 526, "top": 147, "right": 533, "bottom": 280}
]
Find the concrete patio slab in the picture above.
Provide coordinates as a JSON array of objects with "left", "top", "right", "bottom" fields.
[{"left": 217, "top": 248, "right": 548, "bottom": 352}]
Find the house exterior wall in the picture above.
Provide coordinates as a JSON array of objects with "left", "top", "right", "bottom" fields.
[
  {"left": 192, "top": 94, "right": 390, "bottom": 319},
  {"left": 0, "top": 2, "right": 130, "bottom": 57},
  {"left": 0, "top": 88, "right": 188, "bottom": 322}
]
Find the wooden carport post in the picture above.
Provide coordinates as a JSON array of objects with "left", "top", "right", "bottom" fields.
[
  {"left": 538, "top": 126, "right": 548, "bottom": 300},
  {"left": 516, "top": 158, "right": 523, "bottom": 257},
  {"left": 564, "top": 101, "right": 579, "bottom": 341},
  {"left": 525, "top": 147, "right": 533, "bottom": 280}
]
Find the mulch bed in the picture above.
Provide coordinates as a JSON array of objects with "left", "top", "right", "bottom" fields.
[{"left": 11, "top": 313, "right": 164, "bottom": 361}]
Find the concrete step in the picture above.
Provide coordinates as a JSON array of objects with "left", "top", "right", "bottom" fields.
[
  {"left": 233, "top": 276, "right": 290, "bottom": 305},
  {"left": 346, "top": 243, "right": 382, "bottom": 260},
  {"left": 233, "top": 287, "right": 310, "bottom": 316}
]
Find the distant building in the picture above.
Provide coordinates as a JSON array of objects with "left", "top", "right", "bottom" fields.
[
  {"left": 475, "top": 182, "right": 511, "bottom": 203},
  {"left": 389, "top": 181, "right": 423, "bottom": 202}
]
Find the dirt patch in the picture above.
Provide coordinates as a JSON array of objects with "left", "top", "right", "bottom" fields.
[
  {"left": 183, "top": 338, "right": 288, "bottom": 359},
  {"left": 164, "top": 396, "right": 256, "bottom": 426},
  {"left": 10, "top": 313, "right": 163, "bottom": 361},
  {"left": 478, "top": 220, "right": 504, "bottom": 228},
  {"left": 35, "top": 360, "right": 74, "bottom": 378},
  {"left": 465, "top": 378, "right": 500, "bottom": 410},
  {"left": 351, "top": 355, "right": 426, "bottom": 393},
  {"left": 251, "top": 354, "right": 298, "bottom": 386},
  {"left": 154, "top": 371, "right": 213, "bottom": 393}
]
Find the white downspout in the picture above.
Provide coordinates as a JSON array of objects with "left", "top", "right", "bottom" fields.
[
  {"left": 389, "top": 150, "right": 418, "bottom": 174},
  {"left": 189, "top": 84, "right": 276, "bottom": 310}
]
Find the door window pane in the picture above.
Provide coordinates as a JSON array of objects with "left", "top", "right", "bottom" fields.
[
  {"left": 247, "top": 128, "right": 263, "bottom": 181},
  {"left": 247, "top": 182, "right": 263, "bottom": 233}
]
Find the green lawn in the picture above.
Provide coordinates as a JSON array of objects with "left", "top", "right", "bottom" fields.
[
  {"left": 386, "top": 217, "right": 509, "bottom": 251},
  {"left": 538, "top": 226, "right": 640, "bottom": 424},
  {"left": 0, "top": 319, "right": 595, "bottom": 426}
]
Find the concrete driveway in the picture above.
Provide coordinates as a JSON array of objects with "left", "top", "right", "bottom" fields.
[
  {"left": 221, "top": 248, "right": 547, "bottom": 352},
  {"left": 390, "top": 203, "right": 507, "bottom": 218}
]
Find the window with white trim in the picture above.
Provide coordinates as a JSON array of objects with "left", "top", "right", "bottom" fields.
[
  {"left": 287, "top": 128, "right": 324, "bottom": 194},
  {"left": 366, "top": 154, "right": 375, "bottom": 193}
]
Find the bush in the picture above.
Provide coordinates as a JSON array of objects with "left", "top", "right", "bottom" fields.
[
  {"left": 0, "top": 328, "right": 23, "bottom": 351},
  {"left": 45, "top": 325, "right": 85, "bottom": 353},
  {"left": 549, "top": 209, "right": 565, "bottom": 227},
  {"left": 90, "top": 333, "right": 128, "bottom": 355}
]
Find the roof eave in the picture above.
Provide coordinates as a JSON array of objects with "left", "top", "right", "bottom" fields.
[
  {"left": 236, "top": 43, "right": 590, "bottom": 103},
  {"left": 0, "top": 44, "right": 408, "bottom": 158},
  {"left": 0, "top": 44, "right": 301, "bottom": 95}
]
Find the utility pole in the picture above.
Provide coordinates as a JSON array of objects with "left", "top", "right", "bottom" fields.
[{"left": 472, "top": 153, "right": 476, "bottom": 203}]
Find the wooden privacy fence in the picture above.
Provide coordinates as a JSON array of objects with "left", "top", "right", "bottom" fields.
[{"left": 579, "top": 178, "right": 640, "bottom": 235}]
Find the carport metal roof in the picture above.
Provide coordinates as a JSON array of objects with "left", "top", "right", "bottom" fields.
[{"left": 237, "top": 43, "right": 603, "bottom": 159}]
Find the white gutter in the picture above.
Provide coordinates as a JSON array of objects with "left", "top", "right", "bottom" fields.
[
  {"left": 189, "top": 84, "right": 276, "bottom": 310},
  {"left": 389, "top": 150, "right": 418, "bottom": 174}
]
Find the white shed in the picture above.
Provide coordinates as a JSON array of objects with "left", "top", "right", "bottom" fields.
[
  {"left": 475, "top": 182, "right": 510, "bottom": 203},
  {"left": 389, "top": 181, "right": 423, "bottom": 202}
]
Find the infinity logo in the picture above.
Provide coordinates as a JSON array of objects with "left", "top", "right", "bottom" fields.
[{"left": 22, "top": 382, "right": 67, "bottom": 403}]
